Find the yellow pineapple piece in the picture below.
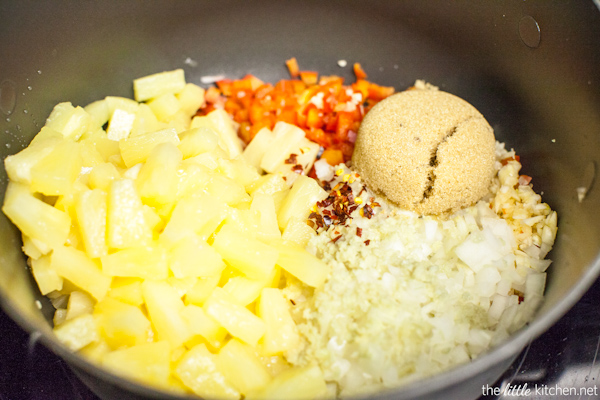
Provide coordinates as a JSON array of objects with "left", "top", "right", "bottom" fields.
[
  {"left": 207, "top": 173, "right": 251, "bottom": 207},
  {"left": 257, "top": 288, "right": 301, "bottom": 355},
  {"left": 22, "top": 234, "right": 46, "bottom": 260},
  {"left": 212, "top": 223, "right": 278, "bottom": 280},
  {"left": 175, "top": 343, "right": 240, "bottom": 399},
  {"left": 251, "top": 193, "right": 282, "bottom": 241},
  {"left": 107, "top": 179, "right": 151, "bottom": 249},
  {"left": 178, "top": 127, "right": 219, "bottom": 159},
  {"left": 249, "top": 364, "right": 328, "bottom": 400},
  {"left": 272, "top": 137, "right": 320, "bottom": 186},
  {"left": 167, "top": 277, "right": 198, "bottom": 298},
  {"left": 273, "top": 240, "right": 330, "bottom": 288},
  {"left": 130, "top": 103, "right": 167, "bottom": 137},
  {"left": 204, "top": 287, "right": 266, "bottom": 347},
  {"left": 136, "top": 142, "right": 182, "bottom": 206},
  {"left": 217, "top": 157, "right": 260, "bottom": 188},
  {"left": 102, "top": 341, "right": 171, "bottom": 390},
  {"left": 169, "top": 234, "right": 225, "bottom": 279},
  {"left": 54, "top": 313, "right": 99, "bottom": 351},
  {"left": 30, "top": 254, "right": 63, "bottom": 295},
  {"left": 94, "top": 297, "right": 151, "bottom": 348},
  {"left": 84, "top": 99, "right": 110, "bottom": 128},
  {"left": 160, "top": 193, "right": 226, "bottom": 246},
  {"left": 260, "top": 122, "right": 305, "bottom": 173},
  {"left": 101, "top": 245, "right": 168, "bottom": 280},
  {"left": 105, "top": 96, "right": 140, "bottom": 115},
  {"left": 79, "top": 339, "right": 111, "bottom": 363},
  {"left": 79, "top": 130, "right": 121, "bottom": 162},
  {"left": 181, "top": 304, "right": 228, "bottom": 350},
  {"left": 78, "top": 139, "right": 106, "bottom": 168},
  {"left": 4, "top": 128, "right": 62, "bottom": 184},
  {"left": 191, "top": 110, "right": 242, "bottom": 159},
  {"left": 51, "top": 245, "right": 111, "bottom": 301},
  {"left": 242, "top": 127, "right": 275, "bottom": 171},
  {"left": 184, "top": 275, "right": 220, "bottom": 306},
  {"left": 107, "top": 277, "right": 143, "bottom": 306},
  {"left": 142, "top": 280, "right": 192, "bottom": 348},
  {"left": 281, "top": 216, "right": 316, "bottom": 247},
  {"left": 2, "top": 181, "right": 70, "bottom": 248},
  {"left": 45, "top": 102, "right": 91, "bottom": 141},
  {"left": 176, "top": 83, "right": 205, "bottom": 116},
  {"left": 165, "top": 110, "right": 191, "bottom": 133},
  {"left": 30, "top": 140, "right": 83, "bottom": 196},
  {"left": 175, "top": 161, "right": 211, "bottom": 200},
  {"left": 65, "top": 291, "right": 95, "bottom": 321},
  {"left": 119, "top": 127, "right": 180, "bottom": 168},
  {"left": 277, "top": 175, "right": 327, "bottom": 230},
  {"left": 217, "top": 339, "right": 272, "bottom": 395},
  {"left": 133, "top": 69, "right": 186, "bottom": 102},
  {"left": 106, "top": 108, "right": 136, "bottom": 141},
  {"left": 148, "top": 93, "right": 181, "bottom": 121},
  {"left": 75, "top": 189, "right": 108, "bottom": 258},
  {"left": 222, "top": 271, "right": 275, "bottom": 307}
]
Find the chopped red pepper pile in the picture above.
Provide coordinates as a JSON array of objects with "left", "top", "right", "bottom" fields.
[{"left": 195, "top": 58, "right": 395, "bottom": 163}]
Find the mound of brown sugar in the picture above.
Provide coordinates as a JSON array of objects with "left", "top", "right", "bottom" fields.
[{"left": 351, "top": 89, "right": 496, "bottom": 215}]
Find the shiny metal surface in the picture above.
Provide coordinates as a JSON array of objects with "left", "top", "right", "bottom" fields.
[{"left": 0, "top": 1, "right": 599, "bottom": 399}]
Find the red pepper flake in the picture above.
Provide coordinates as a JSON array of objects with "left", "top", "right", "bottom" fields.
[
  {"left": 290, "top": 299, "right": 296, "bottom": 306},
  {"left": 331, "top": 234, "right": 343, "bottom": 243},
  {"left": 291, "top": 164, "right": 304, "bottom": 174},
  {"left": 356, "top": 227, "right": 362, "bottom": 237},
  {"left": 364, "top": 239, "right": 371, "bottom": 246},
  {"left": 285, "top": 153, "right": 299, "bottom": 164},
  {"left": 362, "top": 204, "right": 374, "bottom": 219}
]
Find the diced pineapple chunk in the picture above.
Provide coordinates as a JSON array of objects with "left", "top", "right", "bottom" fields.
[
  {"left": 131, "top": 103, "right": 166, "bottom": 137},
  {"left": 133, "top": 69, "right": 186, "bottom": 102},
  {"left": 94, "top": 297, "right": 151, "bottom": 348},
  {"left": 30, "top": 254, "right": 63, "bottom": 295},
  {"left": 212, "top": 224, "right": 278, "bottom": 280},
  {"left": 108, "top": 278, "right": 143, "bottom": 306},
  {"left": 249, "top": 364, "right": 328, "bottom": 400},
  {"left": 79, "top": 139, "right": 106, "bottom": 168},
  {"left": 148, "top": 93, "right": 181, "bottom": 121},
  {"left": 101, "top": 245, "right": 168, "bottom": 280},
  {"left": 223, "top": 276, "right": 269, "bottom": 307},
  {"left": 273, "top": 241, "right": 330, "bottom": 288},
  {"left": 282, "top": 216, "right": 316, "bottom": 247},
  {"left": 4, "top": 128, "right": 62, "bottom": 184},
  {"left": 169, "top": 234, "right": 225, "bottom": 279},
  {"left": 79, "top": 339, "right": 111, "bottom": 363},
  {"left": 65, "top": 291, "right": 95, "bottom": 321},
  {"left": 160, "top": 193, "right": 226, "bottom": 246},
  {"left": 181, "top": 304, "right": 228, "bottom": 350},
  {"left": 2, "top": 181, "right": 70, "bottom": 248},
  {"left": 107, "top": 179, "right": 151, "bottom": 249},
  {"left": 88, "top": 162, "right": 120, "bottom": 192},
  {"left": 106, "top": 108, "right": 136, "bottom": 141},
  {"left": 102, "top": 341, "right": 171, "bottom": 389},
  {"left": 191, "top": 110, "right": 242, "bottom": 159},
  {"left": 217, "top": 339, "right": 272, "bottom": 395},
  {"left": 204, "top": 287, "right": 266, "bottom": 347},
  {"left": 176, "top": 83, "right": 205, "bottom": 116},
  {"left": 54, "top": 313, "right": 99, "bottom": 351},
  {"left": 84, "top": 99, "right": 110, "bottom": 128},
  {"left": 175, "top": 162, "right": 211, "bottom": 200},
  {"left": 136, "top": 142, "right": 182, "bottom": 206},
  {"left": 45, "top": 102, "right": 91, "bottom": 140},
  {"left": 142, "top": 280, "right": 192, "bottom": 348},
  {"left": 30, "top": 140, "right": 82, "bottom": 196},
  {"left": 251, "top": 194, "right": 282, "bottom": 241},
  {"left": 257, "top": 288, "right": 301, "bottom": 355},
  {"left": 51, "top": 245, "right": 111, "bottom": 300},
  {"left": 75, "top": 189, "right": 108, "bottom": 258},
  {"left": 217, "top": 157, "right": 260, "bottom": 188},
  {"left": 79, "top": 130, "right": 121, "bottom": 162},
  {"left": 242, "top": 127, "right": 275, "bottom": 171},
  {"left": 207, "top": 173, "right": 251, "bottom": 207},
  {"left": 260, "top": 122, "right": 305, "bottom": 173},
  {"left": 185, "top": 275, "right": 221, "bottom": 306},
  {"left": 119, "top": 128, "right": 180, "bottom": 168},
  {"left": 277, "top": 175, "right": 327, "bottom": 230},
  {"left": 178, "top": 127, "right": 219, "bottom": 159},
  {"left": 247, "top": 173, "right": 287, "bottom": 197},
  {"left": 175, "top": 343, "right": 240, "bottom": 399},
  {"left": 105, "top": 96, "right": 140, "bottom": 115}
]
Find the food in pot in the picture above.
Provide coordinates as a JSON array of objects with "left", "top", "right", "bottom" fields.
[
  {"left": 1, "top": 64, "right": 557, "bottom": 399},
  {"left": 352, "top": 88, "right": 496, "bottom": 215}
]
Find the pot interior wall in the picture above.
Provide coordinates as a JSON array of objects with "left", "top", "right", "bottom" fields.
[{"left": 0, "top": 1, "right": 599, "bottom": 399}]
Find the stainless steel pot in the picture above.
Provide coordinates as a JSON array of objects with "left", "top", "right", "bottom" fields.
[{"left": 1, "top": 1, "right": 599, "bottom": 399}]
